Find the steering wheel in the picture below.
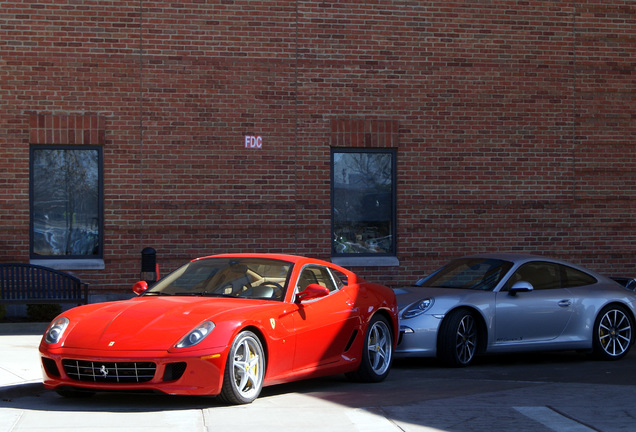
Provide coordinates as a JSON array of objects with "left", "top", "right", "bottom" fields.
[
  {"left": 238, "top": 281, "right": 284, "bottom": 299},
  {"left": 258, "top": 281, "right": 284, "bottom": 299}
]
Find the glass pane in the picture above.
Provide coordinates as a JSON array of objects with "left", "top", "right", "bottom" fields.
[
  {"left": 563, "top": 265, "right": 597, "bottom": 288},
  {"left": 422, "top": 258, "right": 513, "bottom": 291},
  {"left": 509, "top": 262, "right": 561, "bottom": 290},
  {"left": 332, "top": 151, "right": 394, "bottom": 255},
  {"left": 32, "top": 149, "right": 100, "bottom": 256},
  {"left": 146, "top": 257, "right": 292, "bottom": 301}
]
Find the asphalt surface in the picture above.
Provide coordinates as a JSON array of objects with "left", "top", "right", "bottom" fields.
[{"left": 2, "top": 322, "right": 636, "bottom": 431}]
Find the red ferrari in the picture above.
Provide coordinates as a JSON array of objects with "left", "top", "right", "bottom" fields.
[{"left": 39, "top": 254, "right": 398, "bottom": 404}]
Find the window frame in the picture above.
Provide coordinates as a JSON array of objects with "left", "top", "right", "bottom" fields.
[
  {"left": 330, "top": 148, "right": 397, "bottom": 262},
  {"left": 29, "top": 144, "right": 104, "bottom": 266}
]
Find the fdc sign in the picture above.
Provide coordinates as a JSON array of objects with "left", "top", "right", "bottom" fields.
[{"left": 244, "top": 135, "right": 262, "bottom": 149}]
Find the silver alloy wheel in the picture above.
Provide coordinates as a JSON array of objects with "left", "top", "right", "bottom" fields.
[
  {"left": 230, "top": 333, "right": 264, "bottom": 401},
  {"left": 455, "top": 314, "right": 477, "bottom": 364},
  {"left": 598, "top": 308, "right": 632, "bottom": 357},
  {"left": 367, "top": 318, "right": 392, "bottom": 376}
]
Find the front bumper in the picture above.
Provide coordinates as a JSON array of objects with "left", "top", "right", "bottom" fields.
[
  {"left": 394, "top": 314, "right": 444, "bottom": 358},
  {"left": 39, "top": 345, "right": 228, "bottom": 396}
]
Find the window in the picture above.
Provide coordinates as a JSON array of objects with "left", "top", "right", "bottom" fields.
[
  {"left": 30, "top": 146, "right": 103, "bottom": 261},
  {"left": 506, "top": 262, "right": 562, "bottom": 291},
  {"left": 296, "top": 266, "right": 339, "bottom": 293},
  {"left": 331, "top": 149, "right": 396, "bottom": 258},
  {"left": 562, "top": 265, "right": 597, "bottom": 288},
  {"left": 421, "top": 258, "right": 513, "bottom": 291}
]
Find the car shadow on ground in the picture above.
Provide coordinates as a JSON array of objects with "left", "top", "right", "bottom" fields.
[{"left": 1, "top": 350, "right": 633, "bottom": 414}]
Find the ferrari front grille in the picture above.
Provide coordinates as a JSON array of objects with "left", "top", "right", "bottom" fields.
[{"left": 62, "top": 359, "right": 157, "bottom": 383}]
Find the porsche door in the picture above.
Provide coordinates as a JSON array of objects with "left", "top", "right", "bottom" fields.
[
  {"left": 494, "top": 261, "right": 573, "bottom": 344},
  {"left": 291, "top": 265, "right": 358, "bottom": 372}
]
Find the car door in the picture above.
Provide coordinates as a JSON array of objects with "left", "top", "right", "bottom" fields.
[
  {"left": 289, "top": 265, "right": 359, "bottom": 372},
  {"left": 494, "top": 262, "right": 573, "bottom": 344}
]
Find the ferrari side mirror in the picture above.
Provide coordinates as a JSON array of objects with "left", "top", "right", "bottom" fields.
[
  {"left": 296, "top": 283, "right": 329, "bottom": 302},
  {"left": 133, "top": 280, "right": 149, "bottom": 296}
]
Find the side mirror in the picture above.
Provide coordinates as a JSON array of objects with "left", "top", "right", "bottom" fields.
[
  {"left": 509, "top": 281, "right": 533, "bottom": 296},
  {"left": 296, "top": 283, "right": 329, "bottom": 302},
  {"left": 133, "top": 280, "right": 149, "bottom": 296}
]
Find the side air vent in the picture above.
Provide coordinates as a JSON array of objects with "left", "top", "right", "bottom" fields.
[
  {"left": 344, "top": 330, "right": 359, "bottom": 352},
  {"left": 163, "top": 362, "right": 187, "bottom": 382}
]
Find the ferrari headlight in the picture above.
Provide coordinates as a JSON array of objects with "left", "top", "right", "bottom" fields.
[
  {"left": 44, "top": 317, "right": 69, "bottom": 344},
  {"left": 402, "top": 298, "right": 434, "bottom": 319},
  {"left": 175, "top": 321, "right": 215, "bottom": 348}
]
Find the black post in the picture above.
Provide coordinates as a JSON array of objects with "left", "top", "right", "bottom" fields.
[{"left": 141, "top": 247, "right": 157, "bottom": 285}]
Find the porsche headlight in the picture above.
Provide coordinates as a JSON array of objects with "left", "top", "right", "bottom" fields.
[
  {"left": 175, "top": 321, "right": 215, "bottom": 348},
  {"left": 402, "top": 298, "right": 434, "bottom": 319},
  {"left": 44, "top": 317, "right": 69, "bottom": 344}
]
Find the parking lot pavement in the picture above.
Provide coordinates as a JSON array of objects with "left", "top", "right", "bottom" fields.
[
  {"left": 2, "top": 322, "right": 636, "bottom": 431},
  {"left": 0, "top": 323, "right": 46, "bottom": 391}
]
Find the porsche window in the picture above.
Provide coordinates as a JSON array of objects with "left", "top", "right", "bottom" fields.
[
  {"left": 146, "top": 257, "right": 292, "bottom": 300},
  {"left": 507, "top": 262, "right": 562, "bottom": 291},
  {"left": 562, "top": 265, "right": 597, "bottom": 288},
  {"left": 421, "top": 258, "right": 513, "bottom": 291}
]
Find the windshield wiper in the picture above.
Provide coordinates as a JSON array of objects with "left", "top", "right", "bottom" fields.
[
  {"left": 143, "top": 291, "right": 173, "bottom": 296},
  {"left": 174, "top": 292, "right": 234, "bottom": 298}
]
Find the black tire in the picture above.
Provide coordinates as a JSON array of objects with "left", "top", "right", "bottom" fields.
[
  {"left": 346, "top": 314, "right": 393, "bottom": 383},
  {"left": 438, "top": 309, "right": 478, "bottom": 367},
  {"left": 218, "top": 331, "right": 265, "bottom": 404},
  {"left": 592, "top": 305, "right": 634, "bottom": 360}
]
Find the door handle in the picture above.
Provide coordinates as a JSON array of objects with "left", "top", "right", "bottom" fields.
[{"left": 558, "top": 300, "right": 572, "bottom": 307}]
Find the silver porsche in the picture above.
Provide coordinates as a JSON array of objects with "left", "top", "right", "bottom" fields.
[{"left": 395, "top": 253, "right": 636, "bottom": 366}]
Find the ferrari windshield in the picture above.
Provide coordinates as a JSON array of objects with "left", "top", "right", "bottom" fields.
[
  {"left": 417, "top": 258, "right": 513, "bottom": 291},
  {"left": 145, "top": 257, "right": 293, "bottom": 301}
]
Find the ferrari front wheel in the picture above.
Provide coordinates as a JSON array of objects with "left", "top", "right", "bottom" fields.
[
  {"left": 218, "top": 330, "right": 265, "bottom": 405},
  {"left": 346, "top": 314, "right": 393, "bottom": 383}
]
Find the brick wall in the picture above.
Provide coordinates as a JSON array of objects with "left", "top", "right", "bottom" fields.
[{"left": 0, "top": 0, "right": 633, "bottom": 296}]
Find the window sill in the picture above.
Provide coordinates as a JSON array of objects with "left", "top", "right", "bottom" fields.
[
  {"left": 30, "top": 259, "right": 105, "bottom": 271},
  {"left": 331, "top": 256, "right": 399, "bottom": 267}
]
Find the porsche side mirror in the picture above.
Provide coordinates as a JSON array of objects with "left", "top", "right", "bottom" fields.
[
  {"left": 133, "top": 280, "right": 149, "bottom": 296},
  {"left": 509, "top": 281, "right": 533, "bottom": 296},
  {"left": 296, "top": 283, "right": 329, "bottom": 302}
]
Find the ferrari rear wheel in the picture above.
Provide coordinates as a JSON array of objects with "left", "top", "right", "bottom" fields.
[
  {"left": 218, "top": 331, "right": 265, "bottom": 405},
  {"left": 593, "top": 305, "right": 634, "bottom": 360},
  {"left": 346, "top": 314, "right": 393, "bottom": 382},
  {"left": 438, "top": 309, "right": 478, "bottom": 367}
]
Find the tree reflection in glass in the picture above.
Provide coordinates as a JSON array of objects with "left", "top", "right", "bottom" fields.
[{"left": 32, "top": 148, "right": 100, "bottom": 257}]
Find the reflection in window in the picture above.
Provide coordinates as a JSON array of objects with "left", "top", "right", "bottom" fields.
[
  {"left": 331, "top": 149, "right": 396, "bottom": 256},
  {"left": 31, "top": 147, "right": 102, "bottom": 258}
]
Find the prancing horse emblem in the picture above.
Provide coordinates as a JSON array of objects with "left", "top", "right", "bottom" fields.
[{"left": 99, "top": 365, "right": 109, "bottom": 378}]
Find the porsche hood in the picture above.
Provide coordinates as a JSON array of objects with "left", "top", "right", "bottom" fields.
[{"left": 57, "top": 297, "right": 263, "bottom": 352}]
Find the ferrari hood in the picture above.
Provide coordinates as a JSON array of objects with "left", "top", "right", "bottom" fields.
[{"left": 61, "top": 297, "right": 263, "bottom": 351}]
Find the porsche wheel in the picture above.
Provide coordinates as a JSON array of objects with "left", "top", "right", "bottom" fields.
[
  {"left": 346, "top": 314, "right": 393, "bottom": 382},
  {"left": 219, "top": 331, "right": 265, "bottom": 404},
  {"left": 438, "top": 309, "right": 478, "bottom": 367},
  {"left": 593, "top": 305, "right": 634, "bottom": 360}
]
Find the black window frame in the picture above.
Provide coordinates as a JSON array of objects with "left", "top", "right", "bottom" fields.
[
  {"left": 330, "top": 148, "right": 397, "bottom": 259},
  {"left": 29, "top": 144, "right": 104, "bottom": 261}
]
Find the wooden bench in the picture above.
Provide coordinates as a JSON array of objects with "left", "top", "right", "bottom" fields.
[{"left": 0, "top": 263, "right": 88, "bottom": 305}]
